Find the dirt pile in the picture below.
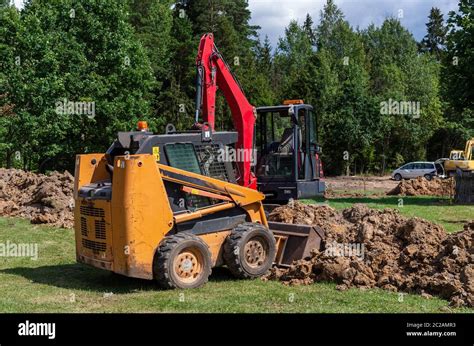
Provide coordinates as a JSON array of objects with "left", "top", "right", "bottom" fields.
[
  {"left": 266, "top": 202, "right": 474, "bottom": 308},
  {"left": 0, "top": 168, "right": 74, "bottom": 228},
  {"left": 387, "top": 177, "right": 454, "bottom": 196}
]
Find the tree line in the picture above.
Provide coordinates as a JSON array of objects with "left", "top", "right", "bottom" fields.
[{"left": 0, "top": 0, "right": 472, "bottom": 175}]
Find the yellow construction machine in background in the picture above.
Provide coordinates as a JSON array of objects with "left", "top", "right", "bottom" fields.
[{"left": 444, "top": 138, "right": 474, "bottom": 176}]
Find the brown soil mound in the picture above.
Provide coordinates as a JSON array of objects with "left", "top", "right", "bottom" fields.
[
  {"left": 0, "top": 168, "right": 74, "bottom": 228},
  {"left": 387, "top": 177, "right": 454, "bottom": 196},
  {"left": 266, "top": 201, "right": 474, "bottom": 308}
]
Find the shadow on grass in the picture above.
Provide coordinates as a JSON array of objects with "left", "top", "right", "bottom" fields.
[
  {"left": 1, "top": 263, "right": 236, "bottom": 293},
  {"left": 310, "top": 196, "right": 454, "bottom": 207},
  {"left": 0, "top": 264, "right": 157, "bottom": 294},
  {"left": 208, "top": 266, "right": 234, "bottom": 282}
]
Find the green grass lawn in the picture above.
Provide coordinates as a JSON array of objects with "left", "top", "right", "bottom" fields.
[{"left": 0, "top": 196, "right": 472, "bottom": 313}]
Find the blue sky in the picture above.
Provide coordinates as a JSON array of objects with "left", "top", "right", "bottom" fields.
[
  {"left": 248, "top": 0, "right": 459, "bottom": 46},
  {"left": 14, "top": 0, "right": 459, "bottom": 47}
]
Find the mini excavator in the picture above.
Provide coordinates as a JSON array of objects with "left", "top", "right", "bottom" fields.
[{"left": 193, "top": 33, "right": 325, "bottom": 202}]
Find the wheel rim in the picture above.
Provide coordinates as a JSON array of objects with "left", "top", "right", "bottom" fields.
[
  {"left": 243, "top": 236, "right": 268, "bottom": 268},
  {"left": 173, "top": 247, "right": 204, "bottom": 284}
]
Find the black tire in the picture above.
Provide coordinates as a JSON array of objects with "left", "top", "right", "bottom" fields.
[
  {"left": 153, "top": 232, "right": 212, "bottom": 289},
  {"left": 394, "top": 173, "right": 402, "bottom": 181},
  {"left": 223, "top": 222, "right": 276, "bottom": 279},
  {"left": 424, "top": 174, "right": 432, "bottom": 181}
]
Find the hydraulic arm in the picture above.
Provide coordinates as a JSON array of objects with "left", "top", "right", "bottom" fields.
[{"left": 194, "top": 33, "right": 257, "bottom": 189}]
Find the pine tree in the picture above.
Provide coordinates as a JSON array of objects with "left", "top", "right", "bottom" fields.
[
  {"left": 181, "top": 0, "right": 261, "bottom": 129},
  {"left": 303, "top": 13, "right": 316, "bottom": 45},
  {"left": 155, "top": 1, "right": 198, "bottom": 130},
  {"left": 256, "top": 35, "right": 272, "bottom": 73},
  {"left": 274, "top": 20, "right": 314, "bottom": 102},
  {"left": 316, "top": 0, "right": 345, "bottom": 50},
  {"left": 420, "top": 7, "right": 447, "bottom": 60},
  {"left": 129, "top": 0, "right": 173, "bottom": 86},
  {"left": 129, "top": 0, "right": 175, "bottom": 131},
  {"left": 249, "top": 34, "right": 276, "bottom": 107}
]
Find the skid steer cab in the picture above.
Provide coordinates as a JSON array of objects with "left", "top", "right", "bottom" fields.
[
  {"left": 74, "top": 128, "right": 324, "bottom": 288},
  {"left": 256, "top": 100, "right": 325, "bottom": 203}
]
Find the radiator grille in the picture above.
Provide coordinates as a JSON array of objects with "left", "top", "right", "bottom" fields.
[
  {"left": 80, "top": 217, "right": 87, "bottom": 237},
  {"left": 94, "top": 219, "right": 106, "bottom": 240},
  {"left": 82, "top": 239, "right": 106, "bottom": 252},
  {"left": 80, "top": 206, "right": 105, "bottom": 218}
]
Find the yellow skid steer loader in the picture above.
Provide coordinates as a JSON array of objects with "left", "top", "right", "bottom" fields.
[{"left": 74, "top": 126, "right": 324, "bottom": 288}]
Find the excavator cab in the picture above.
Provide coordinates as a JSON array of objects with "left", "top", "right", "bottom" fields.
[
  {"left": 256, "top": 101, "right": 325, "bottom": 203},
  {"left": 444, "top": 138, "right": 474, "bottom": 176}
]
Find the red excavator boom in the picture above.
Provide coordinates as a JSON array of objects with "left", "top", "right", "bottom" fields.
[{"left": 194, "top": 33, "right": 257, "bottom": 189}]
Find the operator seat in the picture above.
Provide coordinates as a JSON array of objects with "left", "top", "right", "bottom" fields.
[
  {"left": 278, "top": 128, "right": 302, "bottom": 155},
  {"left": 278, "top": 128, "right": 294, "bottom": 154}
]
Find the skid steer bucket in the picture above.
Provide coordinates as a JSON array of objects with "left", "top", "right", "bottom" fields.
[{"left": 270, "top": 222, "right": 325, "bottom": 267}]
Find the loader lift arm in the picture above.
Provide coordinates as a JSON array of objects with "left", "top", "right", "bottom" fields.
[
  {"left": 156, "top": 160, "right": 322, "bottom": 266},
  {"left": 156, "top": 162, "right": 266, "bottom": 225},
  {"left": 194, "top": 33, "right": 257, "bottom": 189}
]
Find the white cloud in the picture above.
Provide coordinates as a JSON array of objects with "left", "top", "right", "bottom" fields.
[
  {"left": 13, "top": 0, "right": 24, "bottom": 9},
  {"left": 249, "top": 0, "right": 326, "bottom": 46},
  {"left": 249, "top": 0, "right": 459, "bottom": 47}
]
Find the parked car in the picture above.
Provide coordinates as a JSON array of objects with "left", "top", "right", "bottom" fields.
[{"left": 391, "top": 161, "right": 444, "bottom": 181}]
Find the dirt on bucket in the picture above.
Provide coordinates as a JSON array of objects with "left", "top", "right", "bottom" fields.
[
  {"left": 265, "top": 201, "right": 473, "bottom": 308},
  {"left": 0, "top": 168, "right": 74, "bottom": 228},
  {"left": 387, "top": 177, "right": 455, "bottom": 196}
]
